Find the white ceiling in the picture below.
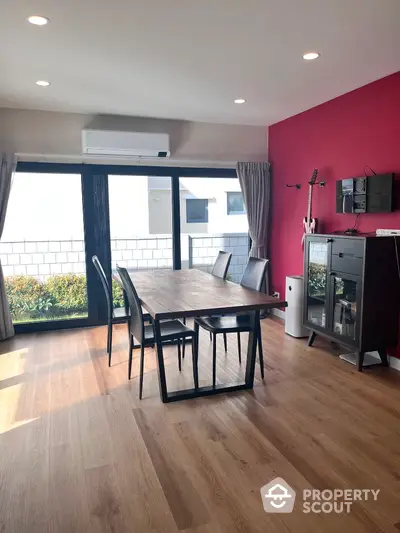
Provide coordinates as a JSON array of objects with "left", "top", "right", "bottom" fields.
[{"left": 0, "top": 0, "right": 399, "bottom": 126}]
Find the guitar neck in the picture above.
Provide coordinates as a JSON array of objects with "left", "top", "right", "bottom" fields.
[{"left": 307, "top": 184, "right": 313, "bottom": 222}]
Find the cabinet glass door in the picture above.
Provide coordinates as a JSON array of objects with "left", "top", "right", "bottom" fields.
[
  {"left": 306, "top": 240, "right": 328, "bottom": 328},
  {"left": 331, "top": 274, "right": 359, "bottom": 342}
]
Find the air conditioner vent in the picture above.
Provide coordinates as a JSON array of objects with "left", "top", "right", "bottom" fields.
[{"left": 82, "top": 130, "right": 170, "bottom": 159}]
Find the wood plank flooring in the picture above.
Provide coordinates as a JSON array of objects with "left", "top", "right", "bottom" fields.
[{"left": 1, "top": 318, "right": 400, "bottom": 532}]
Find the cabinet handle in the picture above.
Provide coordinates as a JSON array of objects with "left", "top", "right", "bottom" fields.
[
  {"left": 330, "top": 272, "right": 337, "bottom": 276},
  {"left": 339, "top": 252, "right": 344, "bottom": 258},
  {"left": 327, "top": 238, "right": 334, "bottom": 243}
]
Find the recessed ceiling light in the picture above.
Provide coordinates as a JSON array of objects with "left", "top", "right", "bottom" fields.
[
  {"left": 36, "top": 80, "right": 51, "bottom": 87},
  {"left": 303, "top": 52, "right": 320, "bottom": 61},
  {"left": 28, "top": 15, "right": 49, "bottom": 26},
  {"left": 234, "top": 98, "right": 246, "bottom": 104}
]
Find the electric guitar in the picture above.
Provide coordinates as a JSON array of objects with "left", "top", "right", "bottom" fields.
[{"left": 302, "top": 169, "right": 319, "bottom": 244}]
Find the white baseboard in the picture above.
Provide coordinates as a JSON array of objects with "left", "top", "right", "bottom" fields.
[
  {"left": 268, "top": 311, "right": 400, "bottom": 372},
  {"left": 271, "top": 308, "right": 285, "bottom": 320},
  {"left": 364, "top": 351, "right": 400, "bottom": 371}
]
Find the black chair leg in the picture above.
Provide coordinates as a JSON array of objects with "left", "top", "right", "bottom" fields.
[
  {"left": 237, "top": 332, "right": 241, "bottom": 364},
  {"left": 212, "top": 333, "right": 217, "bottom": 387},
  {"left": 107, "top": 319, "right": 113, "bottom": 367},
  {"left": 128, "top": 334, "right": 133, "bottom": 380},
  {"left": 194, "top": 319, "right": 200, "bottom": 354},
  {"left": 223, "top": 333, "right": 227, "bottom": 352},
  {"left": 177, "top": 340, "right": 182, "bottom": 372},
  {"left": 182, "top": 318, "right": 186, "bottom": 359},
  {"left": 192, "top": 335, "right": 199, "bottom": 388},
  {"left": 139, "top": 344, "right": 145, "bottom": 399},
  {"left": 258, "top": 327, "right": 264, "bottom": 379}
]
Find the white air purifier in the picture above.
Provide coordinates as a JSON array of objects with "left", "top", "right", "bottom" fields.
[{"left": 285, "top": 275, "right": 308, "bottom": 338}]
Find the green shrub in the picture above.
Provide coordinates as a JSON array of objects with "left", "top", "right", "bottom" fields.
[
  {"left": 112, "top": 279, "right": 124, "bottom": 308},
  {"left": 46, "top": 274, "right": 88, "bottom": 312},
  {"left": 6, "top": 273, "right": 124, "bottom": 321},
  {"left": 5, "top": 276, "right": 53, "bottom": 318}
]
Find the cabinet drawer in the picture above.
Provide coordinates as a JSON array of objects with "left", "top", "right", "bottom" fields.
[
  {"left": 331, "top": 254, "right": 363, "bottom": 276},
  {"left": 331, "top": 238, "right": 364, "bottom": 258}
]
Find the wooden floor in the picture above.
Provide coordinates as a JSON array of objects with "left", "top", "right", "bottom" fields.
[{"left": 1, "top": 318, "right": 400, "bottom": 533}]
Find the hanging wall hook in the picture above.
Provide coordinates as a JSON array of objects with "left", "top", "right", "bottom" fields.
[{"left": 286, "top": 183, "right": 301, "bottom": 190}]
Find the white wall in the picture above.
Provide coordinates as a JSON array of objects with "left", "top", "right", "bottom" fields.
[{"left": 0, "top": 108, "right": 268, "bottom": 167}]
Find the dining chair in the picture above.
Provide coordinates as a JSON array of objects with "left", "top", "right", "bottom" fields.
[
  {"left": 194, "top": 257, "right": 269, "bottom": 386},
  {"left": 117, "top": 266, "right": 199, "bottom": 399},
  {"left": 211, "top": 250, "right": 232, "bottom": 279},
  {"left": 92, "top": 255, "right": 151, "bottom": 366}
]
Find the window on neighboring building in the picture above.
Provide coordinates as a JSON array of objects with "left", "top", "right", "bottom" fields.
[
  {"left": 186, "top": 198, "right": 208, "bottom": 223},
  {"left": 227, "top": 192, "right": 245, "bottom": 215}
]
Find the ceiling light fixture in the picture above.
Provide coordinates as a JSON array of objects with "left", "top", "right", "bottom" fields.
[
  {"left": 234, "top": 98, "right": 246, "bottom": 104},
  {"left": 36, "top": 80, "right": 51, "bottom": 87},
  {"left": 302, "top": 52, "right": 320, "bottom": 61},
  {"left": 28, "top": 15, "right": 49, "bottom": 26}
]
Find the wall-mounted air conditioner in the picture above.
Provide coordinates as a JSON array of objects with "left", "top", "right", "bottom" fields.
[{"left": 82, "top": 130, "right": 170, "bottom": 159}]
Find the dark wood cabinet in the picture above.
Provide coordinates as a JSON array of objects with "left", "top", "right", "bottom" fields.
[{"left": 303, "top": 234, "right": 400, "bottom": 370}]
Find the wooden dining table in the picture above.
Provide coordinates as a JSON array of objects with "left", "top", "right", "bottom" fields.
[{"left": 114, "top": 268, "right": 287, "bottom": 403}]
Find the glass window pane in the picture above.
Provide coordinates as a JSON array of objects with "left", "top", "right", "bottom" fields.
[
  {"left": 1, "top": 172, "right": 87, "bottom": 323},
  {"left": 227, "top": 192, "right": 245, "bottom": 215},
  {"left": 333, "top": 276, "right": 358, "bottom": 339},
  {"left": 108, "top": 175, "right": 173, "bottom": 307},
  {"left": 186, "top": 199, "right": 208, "bottom": 223},
  {"left": 307, "top": 241, "right": 328, "bottom": 327},
  {"left": 180, "top": 177, "right": 249, "bottom": 283}
]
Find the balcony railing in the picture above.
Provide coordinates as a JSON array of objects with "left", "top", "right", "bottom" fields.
[{"left": 0, "top": 233, "right": 249, "bottom": 323}]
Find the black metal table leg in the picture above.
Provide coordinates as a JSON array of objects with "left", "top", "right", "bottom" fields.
[
  {"left": 153, "top": 318, "right": 168, "bottom": 402},
  {"left": 244, "top": 310, "right": 259, "bottom": 388}
]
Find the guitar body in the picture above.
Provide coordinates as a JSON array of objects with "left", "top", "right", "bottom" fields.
[{"left": 303, "top": 216, "right": 318, "bottom": 235}]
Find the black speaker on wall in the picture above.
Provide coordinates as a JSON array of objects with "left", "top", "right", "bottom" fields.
[
  {"left": 336, "top": 173, "right": 394, "bottom": 214},
  {"left": 367, "top": 174, "right": 394, "bottom": 213}
]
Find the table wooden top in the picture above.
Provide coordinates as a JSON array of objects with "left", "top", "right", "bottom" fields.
[{"left": 114, "top": 268, "right": 287, "bottom": 320}]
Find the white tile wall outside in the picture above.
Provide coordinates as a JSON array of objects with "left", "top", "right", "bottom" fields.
[
  {"left": 61, "top": 242, "right": 72, "bottom": 252},
  {"left": 32, "top": 253, "right": 44, "bottom": 264},
  {"left": 0, "top": 243, "right": 12, "bottom": 254},
  {"left": 49, "top": 242, "right": 60, "bottom": 252},
  {"left": 14, "top": 265, "right": 26, "bottom": 275},
  {"left": 12, "top": 243, "right": 24, "bottom": 253},
  {"left": 50, "top": 264, "right": 62, "bottom": 274},
  {"left": 56, "top": 252, "right": 67, "bottom": 263},
  {"left": 27, "top": 265, "right": 39, "bottom": 275},
  {"left": 67, "top": 252, "right": 79, "bottom": 263},
  {"left": 39, "top": 264, "right": 50, "bottom": 275},
  {"left": 20, "top": 255, "right": 32, "bottom": 265},
  {"left": 0, "top": 234, "right": 248, "bottom": 282},
  {"left": 37, "top": 242, "right": 49, "bottom": 253},
  {"left": 25, "top": 242, "right": 37, "bottom": 253},
  {"left": 72, "top": 241, "right": 84, "bottom": 252}
]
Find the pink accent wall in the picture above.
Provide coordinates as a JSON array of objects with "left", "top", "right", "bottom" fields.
[{"left": 268, "top": 71, "right": 400, "bottom": 356}]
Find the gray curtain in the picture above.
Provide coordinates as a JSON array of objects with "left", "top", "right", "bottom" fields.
[
  {"left": 236, "top": 161, "right": 271, "bottom": 294},
  {"left": 0, "top": 153, "right": 17, "bottom": 340}
]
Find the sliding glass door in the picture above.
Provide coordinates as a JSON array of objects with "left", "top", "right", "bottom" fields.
[
  {"left": 2, "top": 163, "right": 239, "bottom": 332},
  {"left": 108, "top": 175, "right": 174, "bottom": 306},
  {"left": 179, "top": 177, "right": 249, "bottom": 282},
  {"left": 1, "top": 172, "right": 88, "bottom": 325}
]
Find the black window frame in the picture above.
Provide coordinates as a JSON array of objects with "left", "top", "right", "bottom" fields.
[{"left": 12, "top": 162, "right": 237, "bottom": 333}]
